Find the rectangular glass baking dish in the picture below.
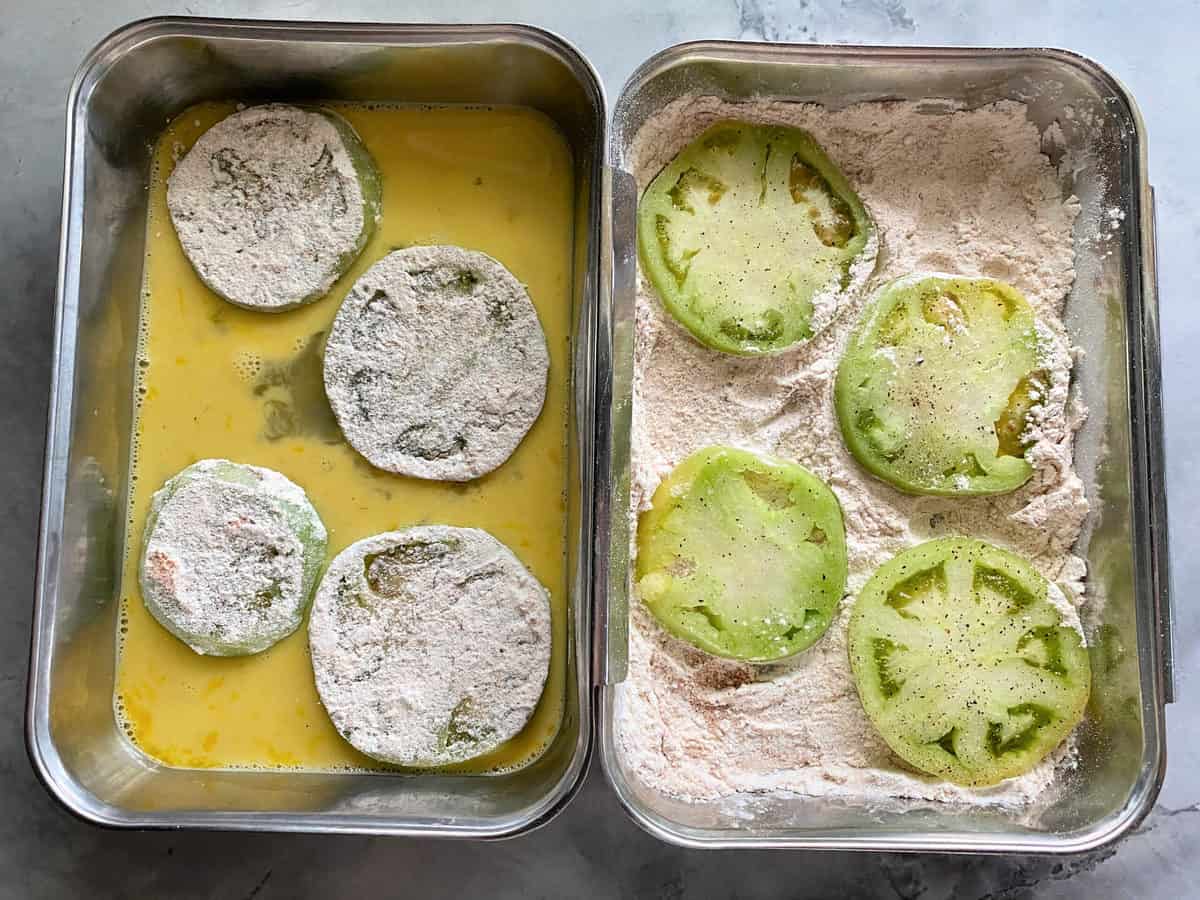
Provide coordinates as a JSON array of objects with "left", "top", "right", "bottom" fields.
[
  {"left": 28, "top": 17, "right": 604, "bottom": 837},
  {"left": 594, "top": 41, "right": 1173, "bottom": 853}
]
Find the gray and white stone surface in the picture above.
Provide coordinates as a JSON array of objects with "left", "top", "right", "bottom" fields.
[{"left": 2, "top": 0, "right": 1197, "bottom": 897}]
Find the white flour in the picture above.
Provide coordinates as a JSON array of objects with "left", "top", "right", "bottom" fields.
[
  {"left": 167, "top": 104, "right": 374, "bottom": 311},
  {"left": 323, "top": 246, "right": 550, "bottom": 481},
  {"left": 616, "top": 96, "right": 1089, "bottom": 807},
  {"left": 308, "top": 526, "right": 551, "bottom": 767},
  {"left": 812, "top": 228, "right": 880, "bottom": 340}
]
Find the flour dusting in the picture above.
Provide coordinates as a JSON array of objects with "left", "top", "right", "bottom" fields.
[
  {"left": 139, "top": 460, "right": 326, "bottom": 656},
  {"left": 308, "top": 526, "right": 551, "bottom": 767},
  {"left": 322, "top": 246, "right": 550, "bottom": 482},
  {"left": 616, "top": 96, "right": 1088, "bottom": 807},
  {"left": 167, "top": 104, "right": 376, "bottom": 311}
]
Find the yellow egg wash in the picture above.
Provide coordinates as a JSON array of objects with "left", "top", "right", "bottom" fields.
[{"left": 115, "top": 101, "right": 575, "bottom": 774}]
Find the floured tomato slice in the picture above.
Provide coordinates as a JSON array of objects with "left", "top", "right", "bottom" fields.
[
  {"left": 637, "top": 121, "right": 876, "bottom": 355},
  {"left": 636, "top": 446, "right": 847, "bottom": 662},
  {"left": 835, "top": 273, "right": 1051, "bottom": 496},
  {"left": 139, "top": 459, "right": 328, "bottom": 656},
  {"left": 848, "top": 538, "right": 1090, "bottom": 787}
]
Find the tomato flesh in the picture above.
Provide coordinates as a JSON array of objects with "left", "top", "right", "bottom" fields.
[
  {"left": 638, "top": 121, "right": 876, "bottom": 356},
  {"left": 636, "top": 446, "right": 848, "bottom": 662},
  {"left": 835, "top": 274, "right": 1049, "bottom": 496},
  {"left": 848, "top": 538, "right": 1090, "bottom": 787}
]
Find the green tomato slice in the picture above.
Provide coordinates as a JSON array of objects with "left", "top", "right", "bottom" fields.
[
  {"left": 834, "top": 273, "right": 1050, "bottom": 496},
  {"left": 637, "top": 121, "right": 875, "bottom": 356},
  {"left": 848, "top": 538, "right": 1090, "bottom": 787},
  {"left": 139, "top": 459, "right": 328, "bottom": 656},
  {"left": 636, "top": 446, "right": 848, "bottom": 662}
]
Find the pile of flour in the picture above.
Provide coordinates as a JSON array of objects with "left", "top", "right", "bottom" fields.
[{"left": 615, "top": 96, "right": 1089, "bottom": 807}]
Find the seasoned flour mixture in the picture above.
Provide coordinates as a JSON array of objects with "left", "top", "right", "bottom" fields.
[{"left": 616, "top": 96, "right": 1089, "bottom": 807}]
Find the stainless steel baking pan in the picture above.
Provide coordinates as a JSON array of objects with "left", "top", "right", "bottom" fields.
[
  {"left": 28, "top": 17, "right": 604, "bottom": 837},
  {"left": 595, "top": 41, "right": 1172, "bottom": 852}
]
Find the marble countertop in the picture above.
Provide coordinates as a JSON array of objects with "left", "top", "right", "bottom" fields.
[{"left": 2, "top": 1, "right": 1196, "bottom": 897}]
